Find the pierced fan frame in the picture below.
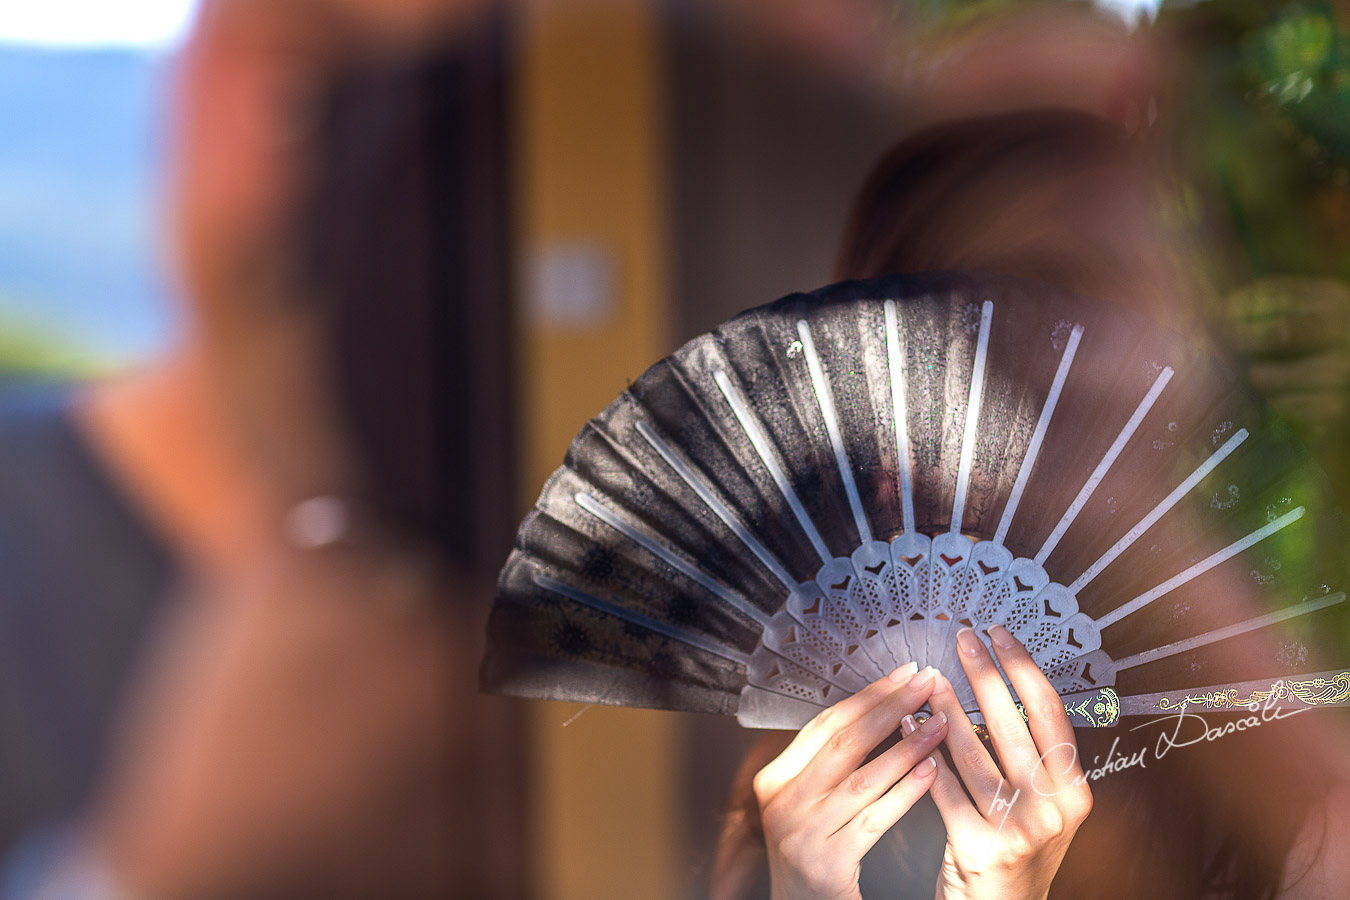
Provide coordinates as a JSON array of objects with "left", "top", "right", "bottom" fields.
[{"left": 489, "top": 275, "right": 1349, "bottom": 729}]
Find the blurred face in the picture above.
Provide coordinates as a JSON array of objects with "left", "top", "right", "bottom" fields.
[
  {"left": 169, "top": 0, "right": 329, "bottom": 336},
  {"left": 165, "top": 0, "right": 491, "bottom": 502},
  {"left": 173, "top": 0, "right": 494, "bottom": 328}
]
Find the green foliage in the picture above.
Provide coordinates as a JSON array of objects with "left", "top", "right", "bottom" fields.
[
  {"left": 0, "top": 306, "right": 110, "bottom": 380},
  {"left": 1164, "top": 0, "right": 1350, "bottom": 285}
]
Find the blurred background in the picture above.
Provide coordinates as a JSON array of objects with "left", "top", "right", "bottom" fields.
[
  {"left": 0, "top": 1, "right": 186, "bottom": 376},
  {"left": 3, "top": 0, "right": 1350, "bottom": 897}
]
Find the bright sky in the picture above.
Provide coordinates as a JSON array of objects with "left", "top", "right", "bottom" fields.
[
  {"left": 1093, "top": 0, "right": 1165, "bottom": 27},
  {"left": 0, "top": 0, "right": 1166, "bottom": 49},
  {"left": 0, "top": 0, "right": 199, "bottom": 49}
]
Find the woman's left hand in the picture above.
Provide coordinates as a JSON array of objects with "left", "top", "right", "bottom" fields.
[{"left": 925, "top": 625, "right": 1093, "bottom": 900}]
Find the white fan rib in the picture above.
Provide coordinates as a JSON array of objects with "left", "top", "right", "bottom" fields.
[
  {"left": 1035, "top": 366, "right": 1174, "bottom": 565},
  {"left": 533, "top": 574, "right": 751, "bottom": 665},
  {"left": 796, "top": 320, "right": 872, "bottom": 544},
  {"left": 884, "top": 300, "right": 916, "bottom": 534},
  {"left": 1096, "top": 505, "right": 1307, "bottom": 630},
  {"left": 1113, "top": 591, "right": 1346, "bottom": 671},
  {"left": 575, "top": 492, "right": 772, "bottom": 627},
  {"left": 951, "top": 300, "right": 994, "bottom": 535},
  {"left": 1069, "top": 427, "right": 1250, "bottom": 594},
  {"left": 993, "top": 324, "right": 1083, "bottom": 545},
  {"left": 714, "top": 369, "right": 833, "bottom": 563},
  {"left": 635, "top": 420, "right": 796, "bottom": 588}
]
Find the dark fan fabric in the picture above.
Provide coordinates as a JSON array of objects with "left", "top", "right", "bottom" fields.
[{"left": 482, "top": 272, "right": 1350, "bottom": 721}]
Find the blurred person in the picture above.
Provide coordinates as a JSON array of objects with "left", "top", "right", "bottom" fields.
[
  {"left": 0, "top": 0, "right": 511, "bottom": 897},
  {"left": 710, "top": 110, "right": 1350, "bottom": 900}
]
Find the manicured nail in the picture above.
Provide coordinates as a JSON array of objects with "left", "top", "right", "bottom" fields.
[
  {"left": 888, "top": 661, "right": 918, "bottom": 683},
  {"left": 956, "top": 627, "right": 982, "bottom": 657},
  {"left": 931, "top": 671, "right": 951, "bottom": 694},
  {"left": 921, "top": 711, "right": 947, "bottom": 734},
  {"left": 916, "top": 756, "right": 938, "bottom": 774},
  {"left": 901, "top": 714, "right": 917, "bottom": 735},
  {"left": 911, "top": 665, "right": 935, "bottom": 689},
  {"left": 988, "top": 624, "right": 1017, "bottom": 649}
]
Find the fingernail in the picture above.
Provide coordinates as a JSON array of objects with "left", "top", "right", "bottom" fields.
[
  {"left": 901, "top": 714, "right": 917, "bottom": 735},
  {"left": 888, "top": 661, "right": 918, "bottom": 683},
  {"left": 931, "top": 672, "right": 951, "bottom": 694},
  {"left": 956, "top": 627, "right": 982, "bottom": 657},
  {"left": 989, "top": 624, "right": 1017, "bottom": 649},
  {"left": 916, "top": 756, "right": 938, "bottom": 774},
  {"left": 911, "top": 665, "right": 935, "bottom": 689},
  {"left": 921, "top": 711, "right": 947, "bottom": 734}
]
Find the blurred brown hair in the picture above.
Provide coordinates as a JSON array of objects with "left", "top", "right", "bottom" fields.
[
  {"left": 835, "top": 108, "right": 1192, "bottom": 331},
  {"left": 830, "top": 109, "right": 1325, "bottom": 900}
]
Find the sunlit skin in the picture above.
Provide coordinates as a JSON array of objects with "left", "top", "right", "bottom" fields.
[
  {"left": 724, "top": 615, "right": 1350, "bottom": 899},
  {"left": 748, "top": 627, "right": 1093, "bottom": 900},
  {"left": 753, "top": 662, "right": 945, "bottom": 900},
  {"left": 926, "top": 626, "right": 1093, "bottom": 900},
  {"left": 713, "top": 482, "right": 1350, "bottom": 898}
]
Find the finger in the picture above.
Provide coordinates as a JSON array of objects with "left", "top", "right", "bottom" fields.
[
  {"left": 988, "top": 625, "right": 1083, "bottom": 789},
  {"left": 928, "top": 747, "right": 992, "bottom": 838},
  {"left": 926, "top": 671, "right": 1004, "bottom": 810},
  {"left": 954, "top": 627, "right": 1042, "bottom": 788},
  {"left": 759, "top": 663, "right": 918, "bottom": 789},
  {"left": 816, "top": 708, "right": 948, "bottom": 831},
  {"left": 829, "top": 754, "right": 938, "bottom": 861},
  {"left": 798, "top": 665, "right": 937, "bottom": 796}
]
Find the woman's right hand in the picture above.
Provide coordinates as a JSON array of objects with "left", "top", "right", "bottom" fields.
[{"left": 753, "top": 662, "right": 947, "bottom": 900}]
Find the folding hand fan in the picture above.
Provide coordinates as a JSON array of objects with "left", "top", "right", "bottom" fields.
[{"left": 481, "top": 272, "right": 1350, "bottom": 729}]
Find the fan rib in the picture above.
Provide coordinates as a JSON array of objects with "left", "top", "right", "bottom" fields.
[
  {"left": 1095, "top": 505, "right": 1308, "bottom": 629},
  {"left": 574, "top": 492, "right": 772, "bottom": 627},
  {"left": 635, "top": 420, "right": 796, "bottom": 588},
  {"left": 713, "top": 369, "right": 832, "bottom": 563},
  {"left": 1113, "top": 591, "right": 1346, "bottom": 672},
  {"left": 993, "top": 324, "right": 1083, "bottom": 545},
  {"left": 1117, "top": 667, "right": 1350, "bottom": 715},
  {"left": 923, "top": 299, "right": 995, "bottom": 668},
  {"left": 489, "top": 275, "right": 1350, "bottom": 728},
  {"left": 1034, "top": 366, "right": 1175, "bottom": 565},
  {"left": 1069, "top": 427, "right": 1250, "bottom": 594},
  {"left": 797, "top": 320, "right": 872, "bottom": 544},
  {"left": 951, "top": 301, "right": 994, "bottom": 535},
  {"left": 883, "top": 300, "right": 917, "bottom": 534},
  {"left": 533, "top": 574, "right": 750, "bottom": 665}
]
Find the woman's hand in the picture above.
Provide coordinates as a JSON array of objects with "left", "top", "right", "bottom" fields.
[
  {"left": 753, "top": 662, "right": 948, "bottom": 900},
  {"left": 927, "top": 626, "right": 1093, "bottom": 900}
]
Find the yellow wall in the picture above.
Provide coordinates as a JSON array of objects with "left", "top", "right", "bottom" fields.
[{"left": 512, "top": 1, "right": 683, "bottom": 897}]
